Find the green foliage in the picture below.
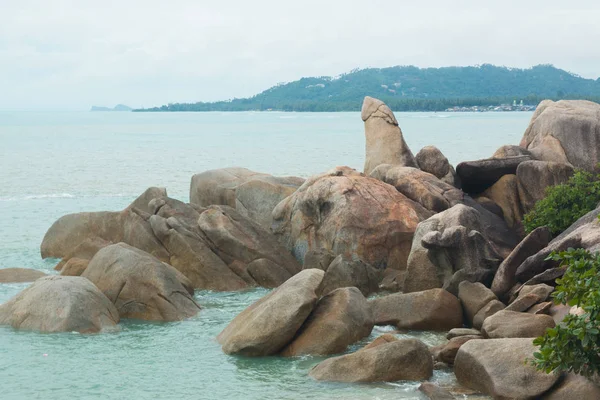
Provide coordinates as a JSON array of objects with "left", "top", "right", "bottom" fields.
[
  {"left": 523, "top": 170, "right": 600, "bottom": 236},
  {"left": 134, "top": 64, "right": 600, "bottom": 112},
  {"left": 531, "top": 248, "right": 600, "bottom": 377}
]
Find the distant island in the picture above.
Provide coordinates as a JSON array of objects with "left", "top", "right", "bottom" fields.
[
  {"left": 134, "top": 64, "right": 600, "bottom": 112},
  {"left": 91, "top": 104, "right": 132, "bottom": 112}
]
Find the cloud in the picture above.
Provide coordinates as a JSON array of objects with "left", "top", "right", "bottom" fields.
[{"left": 0, "top": 0, "right": 599, "bottom": 109}]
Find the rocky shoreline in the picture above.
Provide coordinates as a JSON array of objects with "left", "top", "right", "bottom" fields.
[{"left": 1, "top": 96, "right": 600, "bottom": 399}]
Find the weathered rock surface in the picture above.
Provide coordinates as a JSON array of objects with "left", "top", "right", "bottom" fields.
[
  {"left": 446, "top": 328, "right": 482, "bottom": 340},
  {"left": 517, "top": 283, "right": 554, "bottom": 302},
  {"left": 415, "top": 145, "right": 460, "bottom": 187},
  {"left": 0, "top": 276, "right": 119, "bottom": 333},
  {"left": 520, "top": 99, "right": 600, "bottom": 171},
  {"left": 362, "top": 96, "right": 418, "bottom": 174},
  {"left": 403, "top": 205, "right": 506, "bottom": 295},
  {"left": 458, "top": 281, "right": 498, "bottom": 324},
  {"left": 281, "top": 287, "right": 373, "bottom": 356},
  {"left": 320, "top": 255, "right": 381, "bottom": 297},
  {"left": 59, "top": 258, "right": 89, "bottom": 276},
  {"left": 418, "top": 383, "right": 456, "bottom": 400},
  {"left": 309, "top": 337, "right": 432, "bottom": 383},
  {"left": 492, "top": 145, "right": 532, "bottom": 159},
  {"left": 83, "top": 243, "right": 200, "bottom": 321},
  {"left": 0, "top": 268, "right": 46, "bottom": 283},
  {"left": 491, "top": 226, "right": 552, "bottom": 299},
  {"left": 482, "top": 310, "right": 555, "bottom": 338},
  {"left": 217, "top": 269, "right": 324, "bottom": 356},
  {"left": 472, "top": 299, "right": 505, "bottom": 330},
  {"left": 456, "top": 155, "right": 532, "bottom": 194},
  {"left": 454, "top": 338, "right": 561, "bottom": 399},
  {"left": 370, "top": 165, "right": 463, "bottom": 213},
  {"left": 370, "top": 288, "right": 463, "bottom": 331},
  {"left": 482, "top": 174, "right": 523, "bottom": 233},
  {"left": 302, "top": 248, "right": 335, "bottom": 271},
  {"left": 43, "top": 189, "right": 300, "bottom": 292},
  {"left": 272, "top": 166, "right": 431, "bottom": 271},
  {"left": 505, "top": 293, "right": 541, "bottom": 312},
  {"left": 541, "top": 373, "right": 600, "bottom": 399},
  {"left": 189, "top": 167, "right": 304, "bottom": 228},
  {"left": 516, "top": 160, "right": 575, "bottom": 213},
  {"left": 437, "top": 335, "right": 481, "bottom": 365}
]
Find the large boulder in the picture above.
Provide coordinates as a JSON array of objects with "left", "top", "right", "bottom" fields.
[
  {"left": 482, "top": 174, "right": 523, "bottom": 233},
  {"left": 437, "top": 335, "right": 481, "bottom": 365},
  {"left": 541, "top": 373, "right": 600, "bottom": 399},
  {"left": 454, "top": 338, "right": 561, "bottom": 399},
  {"left": 319, "top": 255, "right": 381, "bottom": 297},
  {"left": 403, "top": 205, "right": 503, "bottom": 295},
  {"left": 520, "top": 99, "right": 600, "bottom": 171},
  {"left": 272, "top": 166, "right": 431, "bottom": 271},
  {"left": 491, "top": 226, "right": 552, "bottom": 299},
  {"left": 415, "top": 145, "right": 460, "bottom": 187},
  {"left": 83, "top": 243, "right": 201, "bottom": 321},
  {"left": 370, "top": 165, "right": 463, "bottom": 213},
  {"left": 481, "top": 310, "right": 555, "bottom": 338},
  {"left": 309, "top": 337, "right": 432, "bottom": 383},
  {"left": 516, "top": 160, "right": 575, "bottom": 213},
  {"left": 0, "top": 276, "right": 119, "bottom": 333},
  {"left": 41, "top": 187, "right": 169, "bottom": 261},
  {"left": 281, "top": 287, "right": 373, "bottom": 356},
  {"left": 0, "top": 268, "right": 46, "bottom": 283},
  {"left": 457, "top": 281, "right": 498, "bottom": 325},
  {"left": 217, "top": 269, "right": 324, "bottom": 356},
  {"left": 362, "top": 96, "right": 417, "bottom": 175},
  {"left": 369, "top": 288, "right": 463, "bottom": 331},
  {"left": 189, "top": 167, "right": 304, "bottom": 228},
  {"left": 456, "top": 155, "right": 532, "bottom": 194}
]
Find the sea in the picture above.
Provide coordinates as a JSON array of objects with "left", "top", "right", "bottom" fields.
[{"left": 0, "top": 110, "right": 531, "bottom": 399}]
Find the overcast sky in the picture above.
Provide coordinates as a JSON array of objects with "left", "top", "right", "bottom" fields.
[{"left": 1, "top": 0, "right": 599, "bottom": 110}]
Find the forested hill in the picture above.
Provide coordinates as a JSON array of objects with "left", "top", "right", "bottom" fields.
[{"left": 135, "top": 64, "right": 600, "bottom": 112}]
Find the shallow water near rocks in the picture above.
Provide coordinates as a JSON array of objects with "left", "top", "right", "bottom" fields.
[{"left": 0, "top": 111, "right": 527, "bottom": 399}]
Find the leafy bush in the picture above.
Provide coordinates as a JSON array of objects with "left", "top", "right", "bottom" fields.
[
  {"left": 531, "top": 248, "right": 600, "bottom": 377},
  {"left": 523, "top": 170, "right": 600, "bottom": 236}
]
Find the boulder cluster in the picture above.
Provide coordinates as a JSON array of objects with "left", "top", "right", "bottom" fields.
[{"left": 1, "top": 97, "right": 600, "bottom": 398}]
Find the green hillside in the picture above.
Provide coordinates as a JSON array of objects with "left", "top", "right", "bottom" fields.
[{"left": 135, "top": 64, "right": 600, "bottom": 112}]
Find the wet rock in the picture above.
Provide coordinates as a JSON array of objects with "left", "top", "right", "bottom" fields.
[
  {"left": 0, "top": 276, "right": 119, "bottom": 333},
  {"left": 418, "top": 382, "right": 456, "bottom": 400},
  {"left": 281, "top": 287, "right": 373, "bottom": 356},
  {"left": 309, "top": 337, "right": 432, "bottom": 383},
  {"left": 83, "top": 243, "right": 200, "bottom": 321},
  {"left": 217, "top": 269, "right": 324, "bottom": 356}
]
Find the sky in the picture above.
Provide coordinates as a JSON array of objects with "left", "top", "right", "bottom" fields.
[{"left": 1, "top": 0, "right": 599, "bottom": 110}]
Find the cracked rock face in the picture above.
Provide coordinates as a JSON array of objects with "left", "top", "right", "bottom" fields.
[
  {"left": 83, "top": 243, "right": 201, "bottom": 322},
  {"left": 520, "top": 99, "right": 600, "bottom": 171},
  {"left": 362, "top": 96, "right": 418, "bottom": 175},
  {"left": 272, "top": 166, "right": 432, "bottom": 272},
  {"left": 0, "top": 276, "right": 119, "bottom": 333}
]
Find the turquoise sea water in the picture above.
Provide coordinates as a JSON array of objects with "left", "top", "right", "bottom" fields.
[{"left": 0, "top": 111, "right": 531, "bottom": 399}]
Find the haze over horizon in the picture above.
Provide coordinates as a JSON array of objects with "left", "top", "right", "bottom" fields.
[{"left": 1, "top": 0, "right": 599, "bottom": 110}]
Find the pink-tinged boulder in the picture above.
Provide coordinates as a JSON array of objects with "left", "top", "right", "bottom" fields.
[
  {"left": 272, "top": 166, "right": 431, "bottom": 271},
  {"left": 362, "top": 96, "right": 418, "bottom": 175},
  {"left": 481, "top": 310, "right": 555, "bottom": 338}
]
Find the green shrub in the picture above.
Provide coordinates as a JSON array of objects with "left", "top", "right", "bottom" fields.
[
  {"left": 523, "top": 170, "right": 600, "bottom": 236},
  {"left": 531, "top": 248, "right": 600, "bottom": 377}
]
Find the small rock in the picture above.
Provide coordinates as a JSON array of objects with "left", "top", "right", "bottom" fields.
[{"left": 446, "top": 328, "right": 482, "bottom": 340}]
